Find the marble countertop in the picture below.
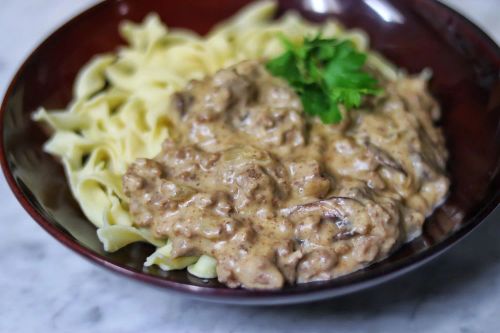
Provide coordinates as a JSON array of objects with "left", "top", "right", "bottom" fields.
[{"left": 0, "top": 1, "right": 498, "bottom": 332}]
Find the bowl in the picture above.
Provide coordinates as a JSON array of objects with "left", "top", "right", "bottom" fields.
[{"left": 1, "top": 0, "right": 499, "bottom": 305}]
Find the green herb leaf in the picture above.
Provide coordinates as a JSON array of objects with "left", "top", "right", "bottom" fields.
[
  {"left": 266, "top": 51, "right": 302, "bottom": 85},
  {"left": 266, "top": 35, "right": 382, "bottom": 124}
]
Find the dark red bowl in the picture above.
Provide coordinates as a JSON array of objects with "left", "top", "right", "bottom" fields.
[{"left": 1, "top": 0, "right": 499, "bottom": 305}]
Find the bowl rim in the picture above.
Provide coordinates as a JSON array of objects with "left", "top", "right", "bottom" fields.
[{"left": 1, "top": 0, "right": 499, "bottom": 304}]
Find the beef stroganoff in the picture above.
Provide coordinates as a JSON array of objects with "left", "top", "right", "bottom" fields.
[{"left": 34, "top": 1, "right": 449, "bottom": 289}]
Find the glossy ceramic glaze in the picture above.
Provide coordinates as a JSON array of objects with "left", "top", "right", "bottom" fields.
[{"left": 1, "top": 0, "right": 499, "bottom": 305}]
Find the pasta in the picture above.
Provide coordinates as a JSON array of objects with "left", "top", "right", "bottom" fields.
[{"left": 33, "top": 0, "right": 397, "bottom": 279}]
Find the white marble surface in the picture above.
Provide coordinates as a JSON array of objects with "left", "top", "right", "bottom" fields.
[{"left": 0, "top": 1, "right": 499, "bottom": 332}]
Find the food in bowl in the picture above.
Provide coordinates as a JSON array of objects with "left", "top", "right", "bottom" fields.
[{"left": 33, "top": 1, "right": 449, "bottom": 289}]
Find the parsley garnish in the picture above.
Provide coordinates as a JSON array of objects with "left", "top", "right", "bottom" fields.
[{"left": 266, "top": 35, "right": 381, "bottom": 124}]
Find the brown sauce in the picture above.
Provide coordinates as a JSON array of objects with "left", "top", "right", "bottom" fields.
[{"left": 123, "top": 61, "right": 449, "bottom": 289}]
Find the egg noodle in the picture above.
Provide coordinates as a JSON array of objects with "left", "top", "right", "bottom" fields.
[{"left": 33, "top": 1, "right": 396, "bottom": 278}]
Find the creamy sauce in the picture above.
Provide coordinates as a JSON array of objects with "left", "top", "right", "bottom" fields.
[{"left": 123, "top": 61, "right": 449, "bottom": 289}]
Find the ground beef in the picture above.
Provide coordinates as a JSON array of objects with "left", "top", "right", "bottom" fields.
[{"left": 123, "top": 61, "right": 449, "bottom": 289}]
